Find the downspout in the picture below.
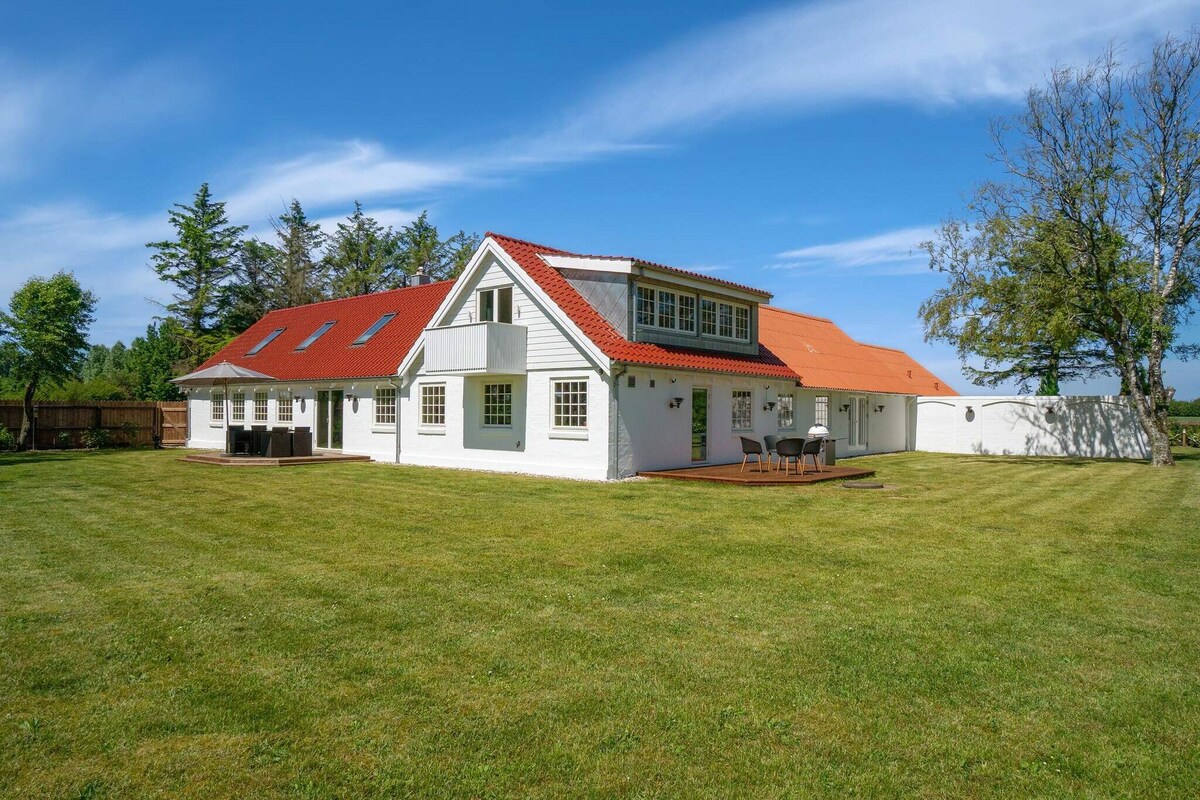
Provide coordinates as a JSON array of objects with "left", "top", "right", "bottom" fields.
[
  {"left": 389, "top": 375, "right": 403, "bottom": 465},
  {"left": 608, "top": 363, "right": 628, "bottom": 480}
]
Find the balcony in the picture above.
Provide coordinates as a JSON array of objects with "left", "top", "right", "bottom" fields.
[{"left": 424, "top": 321, "right": 527, "bottom": 375}]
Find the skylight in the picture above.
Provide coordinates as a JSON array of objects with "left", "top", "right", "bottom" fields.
[
  {"left": 295, "top": 321, "right": 335, "bottom": 351},
  {"left": 352, "top": 313, "right": 396, "bottom": 346},
  {"left": 246, "top": 327, "right": 285, "bottom": 356}
]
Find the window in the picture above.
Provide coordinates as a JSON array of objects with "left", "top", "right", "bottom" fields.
[
  {"left": 296, "top": 321, "right": 335, "bottom": 351},
  {"left": 483, "top": 383, "right": 512, "bottom": 427},
  {"left": 254, "top": 391, "right": 268, "bottom": 423},
  {"left": 732, "top": 389, "right": 752, "bottom": 430},
  {"left": 815, "top": 395, "right": 829, "bottom": 427},
  {"left": 231, "top": 391, "right": 245, "bottom": 422},
  {"left": 277, "top": 390, "right": 293, "bottom": 423},
  {"left": 635, "top": 286, "right": 655, "bottom": 327},
  {"left": 375, "top": 386, "right": 397, "bottom": 426},
  {"left": 678, "top": 295, "right": 696, "bottom": 333},
  {"left": 700, "top": 298, "right": 717, "bottom": 335},
  {"left": 718, "top": 303, "right": 734, "bottom": 338},
  {"left": 734, "top": 306, "right": 750, "bottom": 341},
  {"left": 656, "top": 290, "right": 676, "bottom": 329},
  {"left": 552, "top": 379, "right": 588, "bottom": 429},
  {"left": 420, "top": 384, "right": 446, "bottom": 426},
  {"left": 477, "top": 287, "right": 513, "bottom": 323},
  {"left": 353, "top": 313, "right": 396, "bottom": 346},
  {"left": 778, "top": 393, "right": 795, "bottom": 429},
  {"left": 247, "top": 328, "right": 284, "bottom": 355},
  {"left": 211, "top": 390, "right": 224, "bottom": 422}
]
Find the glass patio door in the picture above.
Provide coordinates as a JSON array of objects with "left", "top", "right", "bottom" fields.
[
  {"left": 848, "top": 395, "right": 868, "bottom": 451},
  {"left": 691, "top": 387, "right": 708, "bottom": 462},
  {"left": 316, "top": 390, "right": 344, "bottom": 449}
]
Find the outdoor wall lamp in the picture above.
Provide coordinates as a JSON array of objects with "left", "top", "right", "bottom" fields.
[
  {"left": 763, "top": 401, "right": 777, "bottom": 411},
  {"left": 875, "top": 404, "right": 885, "bottom": 413},
  {"left": 840, "top": 403, "right": 851, "bottom": 412},
  {"left": 346, "top": 394, "right": 357, "bottom": 402},
  {"left": 668, "top": 397, "right": 685, "bottom": 409}
]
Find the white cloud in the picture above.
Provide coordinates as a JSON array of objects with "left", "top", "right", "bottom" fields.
[{"left": 770, "top": 225, "right": 937, "bottom": 274}]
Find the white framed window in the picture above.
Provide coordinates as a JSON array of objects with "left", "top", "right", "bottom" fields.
[
  {"left": 815, "top": 395, "right": 829, "bottom": 427},
  {"left": 678, "top": 294, "right": 696, "bottom": 333},
  {"left": 420, "top": 384, "right": 445, "bottom": 426},
  {"left": 777, "top": 393, "right": 795, "bottom": 430},
  {"left": 483, "top": 383, "right": 512, "bottom": 427},
  {"left": 732, "top": 389, "right": 752, "bottom": 431},
  {"left": 635, "top": 285, "right": 656, "bottom": 326},
  {"left": 718, "top": 303, "right": 734, "bottom": 339},
  {"left": 253, "top": 391, "right": 268, "bottom": 423},
  {"left": 277, "top": 390, "right": 293, "bottom": 423},
  {"left": 552, "top": 379, "right": 588, "bottom": 429},
  {"left": 656, "top": 290, "right": 677, "bottom": 328},
  {"left": 374, "top": 386, "right": 397, "bottom": 426},
  {"left": 700, "top": 298, "right": 717, "bottom": 335},
  {"left": 477, "top": 286, "right": 513, "bottom": 323},
  {"left": 734, "top": 306, "right": 750, "bottom": 341},
  {"left": 231, "top": 391, "right": 245, "bottom": 422},
  {"left": 211, "top": 390, "right": 224, "bottom": 422}
]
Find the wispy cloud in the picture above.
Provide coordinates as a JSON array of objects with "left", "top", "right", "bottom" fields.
[
  {"left": 770, "top": 226, "right": 937, "bottom": 274},
  {"left": 0, "top": 53, "right": 207, "bottom": 178}
]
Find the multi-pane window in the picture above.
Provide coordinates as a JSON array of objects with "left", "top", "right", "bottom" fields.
[
  {"left": 552, "top": 379, "right": 588, "bottom": 429},
  {"left": 211, "top": 390, "right": 224, "bottom": 422},
  {"left": 718, "top": 303, "right": 734, "bottom": 338},
  {"left": 375, "top": 387, "right": 397, "bottom": 426},
  {"left": 678, "top": 295, "right": 696, "bottom": 333},
  {"left": 815, "top": 395, "right": 829, "bottom": 426},
  {"left": 230, "top": 391, "right": 245, "bottom": 422},
  {"left": 483, "top": 383, "right": 512, "bottom": 427},
  {"left": 635, "top": 286, "right": 656, "bottom": 326},
  {"left": 777, "top": 393, "right": 795, "bottom": 429},
  {"left": 731, "top": 389, "right": 752, "bottom": 430},
  {"left": 420, "top": 384, "right": 446, "bottom": 426},
  {"left": 478, "top": 287, "right": 513, "bottom": 323},
  {"left": 254, "top": 391, "right": 268, "bottom": 423},
  {"left": 656, "top": 290, "right": 676, "bottom": 329},
  {"left": 734, "top": 306, "right": 750, "bottom": 341},
  {"left": 277, "top": 390, "right": 293, "bottom": 423},
  {"left": 700, "top": 298, "right": 717, "bottom": 335}
]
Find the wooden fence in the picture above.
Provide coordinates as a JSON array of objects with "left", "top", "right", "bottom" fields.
[{"left": 0, "top": 400, "right": 188, "bottom": 449}]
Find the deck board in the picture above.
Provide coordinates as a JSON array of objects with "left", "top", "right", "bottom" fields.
[{"left": 639, "top": 462, "right": 875, "bottom": 485}]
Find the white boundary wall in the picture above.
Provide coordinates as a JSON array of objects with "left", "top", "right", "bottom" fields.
[{"left": 915, "top": 395, "right": 1149, "bottom": 460}]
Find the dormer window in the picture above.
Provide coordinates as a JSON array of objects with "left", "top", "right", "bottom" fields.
[
  {"left": 636, "top": 285, "right": 698, "bottom": 334},
  {"left": 478, "top": 286, "right": 513, "bottom": 323}
]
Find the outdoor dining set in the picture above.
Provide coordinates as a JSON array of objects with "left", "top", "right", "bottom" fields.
[
  {"left": 739, "top": 434, "right": 829, "bottom": 476},
  {"left": 225, "top": 425, "right": 312, "bottom": 458}
]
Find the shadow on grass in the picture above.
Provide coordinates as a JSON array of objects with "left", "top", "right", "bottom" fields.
[{"left": 0, "top": 448, "right": 154, "bottom": 467}]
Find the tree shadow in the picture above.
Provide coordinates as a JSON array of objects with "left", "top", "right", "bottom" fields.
[
  {"left": 0, "top": 448, "right": 147, "bottom": 467},
  {"left": 964, "top": 398, "right": 1150, "bottom": 461}
]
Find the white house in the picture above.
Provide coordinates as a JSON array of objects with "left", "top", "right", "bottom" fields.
[{"left": 184, "top": 233, "right": 957, "bottom": 478}]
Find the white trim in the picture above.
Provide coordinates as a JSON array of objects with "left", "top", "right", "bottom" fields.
[
  {"left": 549, "top": 375, "right": 590, "bottom": 434},
  {"left": 541, "top": 254, "right": 634, "bottom": 273}
]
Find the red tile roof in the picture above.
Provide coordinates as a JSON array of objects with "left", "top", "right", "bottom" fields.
[
  {"left": 488, "top": 233, "right": 798, "bottom": 381},
  {"left": 197, "top": 280, "right": 454, "bottom": 380}
]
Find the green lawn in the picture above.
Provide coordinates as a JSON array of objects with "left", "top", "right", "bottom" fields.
[{"left": 1, "top": 449, "right": 1198, "bottom": 798}]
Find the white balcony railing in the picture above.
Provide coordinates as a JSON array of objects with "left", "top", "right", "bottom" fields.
[{"left": 424, "top": 322, "right": 527, "bottom": 375}]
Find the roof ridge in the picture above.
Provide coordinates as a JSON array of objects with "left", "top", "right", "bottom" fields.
[
  {"left": 259, "top": 279, "right": 451, "bottom": 317},
  {"left": 761, "top": 305, "right": 834, "bottom": 324},
  {"left": 485, "top": 231, "right": 576, "bottom": 256},
  {"left": 858, "top": 341, "right": 906, "bottom": 354}
]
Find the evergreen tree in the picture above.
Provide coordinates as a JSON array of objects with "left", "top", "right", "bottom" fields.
[
  {"left": 271, "top": 200, "right": 327, "bottom": 307},
  {"left": 397, "top": 211, "right": 480, "bottom": 281},
  {"left": 147, "top": 183, "right": 247, "bottom": 339},
  {"left": 127, "top": 320, "right": 187, "bottom": 401},
  {"left": 325, "top": 202, "right": 402, "bottom": 297},
  {"left": 221, "top": 238, "right": 281, "bottom": 333}
]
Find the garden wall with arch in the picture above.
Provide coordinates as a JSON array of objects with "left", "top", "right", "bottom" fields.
[{"left": 915, "top": 396, "right": 1150, "bottom": 460}]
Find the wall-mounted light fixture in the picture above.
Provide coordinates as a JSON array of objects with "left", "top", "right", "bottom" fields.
[
  {"left": 346, "top": 394, "right": 357, "bottom": 402},
  {"left": 875, "top": 404, "right": 885, "bottom": 413},
  {"left": 840, "top": 403, "right": 851, "bottom": 412},
  {"left": 668, "top": 397, "right": 685, "bottom": 409},
  {"left": 763, "top": 401, "right": 777, "bottom": 411}
]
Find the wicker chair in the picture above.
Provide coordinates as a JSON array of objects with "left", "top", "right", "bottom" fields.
[
  {"left": 291, "top": 427, "right": 313, "bottom": 457},
  {"left": 266, "top": 427, "right": 292, "bottom": 458},
  {"left": 739, "top": 436, "right": 766, "bottom": 472}
]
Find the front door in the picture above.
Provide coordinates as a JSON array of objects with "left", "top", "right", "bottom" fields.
[
  {"left": 848, "top": 395, "right": 868, "bottom": 451},
  {"left": 691, "top": 387, "right": 708, "bottom": 462},
  {"left": 316, "top": 390, "right": 344, "bottom": 449}
]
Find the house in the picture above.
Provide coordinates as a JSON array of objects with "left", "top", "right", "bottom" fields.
[{"left": 183, "top": 233, "right": 956, "bottom": 478}]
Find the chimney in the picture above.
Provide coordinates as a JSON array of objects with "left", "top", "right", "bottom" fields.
[{"left": 412, "top": 269, "right": 432, "bottom": 286}]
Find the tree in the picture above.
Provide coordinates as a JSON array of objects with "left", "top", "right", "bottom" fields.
[
  {"left": 271, "top": 199, "right": 327, "bottom": 307},
  {"left": 127, "top": 320, "right": 187, "bottom": 401},
  {"left": 221, "top": 238, "right": 281, "bottom": 333},
  {"left": 147, "top": 183, "right": 247, "bottom": 342},
  {"left": 921, "top": 36, "right": 1200, "bottom": 467},
  {"left": 325, "top": 202, "right": 403, "bottom": 298},
  {"left": 0, "top": 272, "right": 96, "bottom": 450},
  {"left": 397, "top": 211, "right": 480, "bottom": 281}
]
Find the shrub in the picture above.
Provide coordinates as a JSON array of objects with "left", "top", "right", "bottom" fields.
[
  {"left": 56, "top": 431, "right": 73, "bottom": 449},
  {"left": 80, "top": 427, "right": 110, "bottom": 449},
  {"left": 119, "top": 421, "right": 140, "bottom": 447},
  {"left": 0, "top": 425, "right": 14, "bottom": 451}
]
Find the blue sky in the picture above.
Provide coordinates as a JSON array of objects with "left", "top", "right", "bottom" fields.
[{"left": 3, "top": 0, "right": 1199, "bottom": 396}]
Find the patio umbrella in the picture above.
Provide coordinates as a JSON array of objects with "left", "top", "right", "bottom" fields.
[{"left": 171, "top": 362, "right": 278, "bottom": 453}]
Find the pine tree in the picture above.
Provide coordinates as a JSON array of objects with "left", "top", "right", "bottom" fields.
[
  {"left": 271, "top": 200, "right": 327, "bottom": 307},
  {"left": 147, "top": 183, "right": 246, "bottom": 337},
  {"left": 325, "top": 202, "right": 403, "bottom": 298},
  {"left": 127, "top": 320, "right": 187, "bottom": 401},
  {"left": 221, "top": 238, "right": 281, "bottom": 334},
  {"left": 397, "top": 211, "right": 480, "bottom": 281}
]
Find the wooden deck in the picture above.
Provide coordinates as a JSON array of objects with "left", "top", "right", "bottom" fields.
[
  {"left": 639, "top": 461, "right": 876, "bottom": 485},
  {"left": 181, "top": 451, "right": 372, "bottom": 467}
]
